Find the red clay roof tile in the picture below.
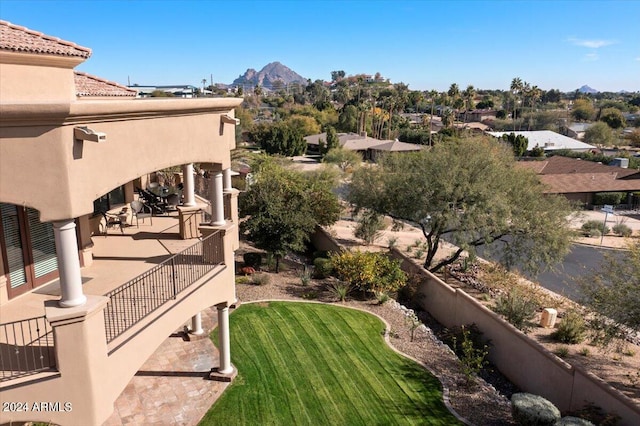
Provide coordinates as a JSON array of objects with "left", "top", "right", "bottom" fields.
[
  {"left": 74, "top": 72, "right": 137, "bottom": 97},
  {"left": 0, "top": 20, "right": 91, "bottom": 59}
]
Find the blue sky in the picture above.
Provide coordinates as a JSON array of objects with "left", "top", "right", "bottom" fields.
[{"left": 2, "top": 0, "right": 639, "bottom": 92}]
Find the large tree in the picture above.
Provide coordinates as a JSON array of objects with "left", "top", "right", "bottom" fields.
[
  {"left": 579, "top": 241, "right": 640, "bottom": 347},
  {"left": 348, "top": 137, "right": 573, "bottom": 273},
  {"left": 584, "top": 121, "right": 615, "bottom": 147},
  {"left": 599, "top": 107, "right": 626, "bottom": 129},
  {"left": 571, "top": 98, "right": 595, "bottom": 121},
  {"left": 239, "top": 160, "right": 340, "bottom": 272}
]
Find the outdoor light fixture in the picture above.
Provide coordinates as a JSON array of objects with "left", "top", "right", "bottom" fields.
[
  {"left": 221, "top": 114, "right": 240, "bottom": 125},
  {"left": 74, "top": 126, "right": 107, "bottom": 143}
]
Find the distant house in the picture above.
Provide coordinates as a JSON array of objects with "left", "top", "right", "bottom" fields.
[
  {"left": 365, "top": 140, "right": 423, "bottom": 161},
  {"left": 560, "top": 123, "right": 593, "bottom": 140},
  {"left": 487, "top": 130, "right": 595, "bottom": 153},
  {"left": 304, "top": 132, "right": 422, "bottom": 161},
  {"left": 128, "top": 84, "right": 199, "bottom": 98},
  {"left": 458, "top": 109, "right": 497, "bottom": 123},
  {"left": 518, "top": 156, "right": 640, "bottom": 207}
]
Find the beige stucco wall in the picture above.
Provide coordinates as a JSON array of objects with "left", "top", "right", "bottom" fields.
[
  {"left": 0, "top": 54, "right": 79, "bottom": 102},
  {"left": 0, "top": 98, "right": 241, "bottom": 222},
  {"left": 386, "top": 248, "right": 640, "bottom": 425},
  {"left": 307, "top": 229, "right": 640, "bottom": 424}
]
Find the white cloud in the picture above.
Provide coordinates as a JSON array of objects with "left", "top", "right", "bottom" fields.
[
  {"left": 636, "top": 57, "right": 640, "bottom": 61},
  {"left": 567, "top": 37, "right": 615, "bottom": 48},
  {"left": 584, "top": 53, "right": 599, "bottom": 61}
]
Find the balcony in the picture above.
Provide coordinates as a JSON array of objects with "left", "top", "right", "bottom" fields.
[{"left": 0, "top": 213, "right": 237, "bottom": 424}]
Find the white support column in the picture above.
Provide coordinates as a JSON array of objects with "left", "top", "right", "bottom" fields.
[
  {"left": 223, "top": 168, "right": 233, "bottom": 192},
  {"left": 191, "top": 312, "right": 204, "bottom": 335},
  {"left": 217, "top": 303, "right": 232, "bottom": 374},
  {"left": 182, "top": 163, "right": 196, "bottom": 207},
  {"left": 210, "top": 170, "right": 225, "bottom": 226},
  {"left": 53, "top": 220, "right": 87, "bottom": 308}
]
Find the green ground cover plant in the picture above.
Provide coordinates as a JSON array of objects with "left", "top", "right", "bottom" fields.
[{"left": 200, "top": 302, "right": 460, "bottom": 425}]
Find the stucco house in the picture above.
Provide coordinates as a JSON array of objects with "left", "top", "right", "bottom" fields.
[
  {"left": 0, "top": 20, "right": 241, "bottom": 425},
  {"left": 487, "top": 130, "right": 595, "bottom": 153}
]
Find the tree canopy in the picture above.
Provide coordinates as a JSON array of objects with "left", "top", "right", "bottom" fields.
[
  {"left": 348, "top": 137, "right": 573, "bottom": 273},
  {"left": 249, "top": 122, "right": 307, "bottom": 156},
  {"left": 579, "top": 241, "right": 640, "bottom": 347},
  {"left": 584, "top": 121, "right": 615, "bottom": 147},
  {"left": 239, "top": 159, "right": 340, "bottom": 272},
  {"left": 501, "top": 132, "right": 529, "bottom": 157}
]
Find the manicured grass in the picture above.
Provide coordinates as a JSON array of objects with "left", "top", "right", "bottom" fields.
[{"left": 199, "top": 302, "right": 461, "bottom": 425}]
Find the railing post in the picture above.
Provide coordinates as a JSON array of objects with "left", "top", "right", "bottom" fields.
[{"left": 171, "top": 257, "right": 177, "bottom": 300}]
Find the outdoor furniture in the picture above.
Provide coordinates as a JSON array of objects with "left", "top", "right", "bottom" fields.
[
  {"left": 165, "top": 193, "right": 180, "bottom": 211},
  {"left": 130, "top": 200, "right": 153, "bottom": 227},
  {"left": 136, "top": 187, "right": 167, "bottom": 215},
  {"left": 99, "top": 211, "right": 125, "bottom": 235}
]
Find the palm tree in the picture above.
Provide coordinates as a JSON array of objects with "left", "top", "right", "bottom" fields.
[
  {"left": 463, "top": 85, "right": 476, "bottom": 123},
  {"left": 510, "top": 77, "right": 523, "bottom": 130},
  {"left": 428, "top": 90, "right": 438, "bottom": 146}
]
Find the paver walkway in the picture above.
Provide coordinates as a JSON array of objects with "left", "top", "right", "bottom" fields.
[{"left": 102, "top": 307, "right": 227, "bottom": 425}]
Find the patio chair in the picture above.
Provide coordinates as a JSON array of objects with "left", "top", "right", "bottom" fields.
[
  {"left": 136, "top": 187, "right": 167, "bottom": 215},
  {"left": 99, "top": 211, "right": 124, "bottom": 235},
  {"left": 131, "top": 200, "right": 153, "bottom": 227}
]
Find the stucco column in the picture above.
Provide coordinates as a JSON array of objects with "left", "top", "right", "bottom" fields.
[
  {"left": 191, "top": 312, "right": 204, "bottom": 335},
  {"left": 216, "top": 302, "right": 232, "bottom": 374},
  {"left": 182, "top": 163, "right": 196, "bottom": 207},
  {"left": 210, "top": 171, "right": 225, "bottom": 226},
  {"left": 223, "top": 168, "right": 233, "bottom": 192},
  {"left": 53, "top": 220, "right": 87, "bottom": 308}
]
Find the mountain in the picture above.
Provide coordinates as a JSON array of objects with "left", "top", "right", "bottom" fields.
[
  {"left": 232, "top": 62, "right": 307, "bottom": 89},
  {"left": 577, "top": 85, "right": 598, "bottom": 94}
]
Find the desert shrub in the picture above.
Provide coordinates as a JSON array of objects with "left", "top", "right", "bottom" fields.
[
  {"left": 330, "top": 250, "right": 407, "bottom": 295},
  {"left": 243, "top": 252, "right": 262, "bottom": 269},
  {"left": 251, "top": 273, "right": 270, "bottom": 286},
  {"left": 612, "top": 223, "right": 632, "bottom": 237},
  {"left": 327, "top": 280, "right": 351, "bottom": 302},
  {"left": 555, "top": 346, "right": 570, "bottom": 358},
  {"left": 581, "top": 220, "right": 609, "bottom": 236},
  {"left": 450, "top": 325, "right": 489, "bottom": 384},
  {"left": 312, "top": 250, "right": 329, "bottom": 259},
  {"left": 511, "top": 393, "right": 561, "bottom": 425},
  {"left": 299, "top": 266, "right": 312, "bottom": 286},
  {"left": 493, "top": 287, "right": 538, "bottom": 332},
  {"left": 375, "top": 291, "right": 390, "bottom": 305},
  {"left": 235, "top": 276, "right": 250, "bottom": 285},
  {"left": 587, "top": 228, "right": 601, "bottom": 239},
  {"left": 397, "top": 274, "right": 421, "bottom": 306},
  {"left": 354, "top": 210, "right": 385, "bottom": 244},
  {"left": 313, "top": 257, "right": 333, "bottom": 278},
  {"left": 593, "top": 192, "right": 625, "bottom": 206},
  {"left": 551, "top": 310, "right": 586, "bottom": 344},
  {"left": 387, "top": 236, "right": 398, "bottom": 249}
]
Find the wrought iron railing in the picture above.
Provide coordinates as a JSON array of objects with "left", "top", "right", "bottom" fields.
[
  {"left": 103, "top": 230, "right": 224, "bottom": 344},
  {"left": 0, "top": 316, "right": 55, "bottom": 382}
]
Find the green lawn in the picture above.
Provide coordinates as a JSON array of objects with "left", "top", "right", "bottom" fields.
[{"left": 199, "top": 302, "right": 461, "bottom": 425}]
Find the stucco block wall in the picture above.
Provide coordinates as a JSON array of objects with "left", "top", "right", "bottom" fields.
[
  {"left": 0, "top": 61, "right": 76, "bottom": 102},
  {"left": 308, "top": 229, "right": 640, "bottom": 424}
]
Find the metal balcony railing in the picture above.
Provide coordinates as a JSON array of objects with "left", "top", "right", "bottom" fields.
[
  {"left": 103, "top": 230, "right": 224, "bottom": 344},
  {"left": 0, "top": 316, "right": 55, "bottom": 382}
]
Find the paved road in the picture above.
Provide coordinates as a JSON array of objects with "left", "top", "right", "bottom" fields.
[{"left": 478, "top": 242, "right": 624, "bottom": 303}]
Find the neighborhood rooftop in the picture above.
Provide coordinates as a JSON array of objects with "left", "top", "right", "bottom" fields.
[
  {"left": 75, "top": 72, "right": 138, "bottom": 97},
  {"left": 487, "top": 130, "right": 595, "bottom": 152}
]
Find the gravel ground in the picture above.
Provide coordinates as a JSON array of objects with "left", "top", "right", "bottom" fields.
[{"left": 234, "top": 252, "right": 517, "bottom": 425}]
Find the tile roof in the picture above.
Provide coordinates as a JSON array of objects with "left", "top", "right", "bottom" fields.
[
  {"left": 368, "top": 140, "right": 423, "bottom": 152},
  {"left": 533, "top": 155, "right": 639, "bottom": 178},
  {"left": 0, "top": 20, "right": 91, "bottom": 59},
  {"left": 75, "top": 72, "right": 137, "bottom": 97},
  {"left": 539, "top": 173, "right": 640, "bottom": 194}
]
